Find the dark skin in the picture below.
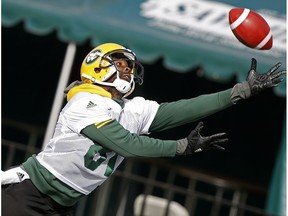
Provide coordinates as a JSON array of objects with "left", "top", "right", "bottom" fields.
[{"left": 101, "top": 60, "right": 133, "bottom": 99}]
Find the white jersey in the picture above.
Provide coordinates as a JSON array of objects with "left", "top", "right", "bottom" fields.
[{"left": 36, "top": 92, "right": 159, "bottom": 195}]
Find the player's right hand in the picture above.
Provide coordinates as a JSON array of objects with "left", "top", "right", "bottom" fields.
[{"left": 181, "top": 122, "right": 228, "bottom": 155}]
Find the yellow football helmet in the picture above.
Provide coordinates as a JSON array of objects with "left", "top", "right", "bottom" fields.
[{"left": 80, "top": 43, "right": 144, "bottom": 97}]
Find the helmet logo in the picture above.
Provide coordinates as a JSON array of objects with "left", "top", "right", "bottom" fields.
[{"left": 86, "top": 49, "right": 101, "bottom": 64}]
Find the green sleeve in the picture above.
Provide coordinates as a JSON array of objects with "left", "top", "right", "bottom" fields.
[
  {"left": 81, "top": 120, "right": 177, "bottom": 158},
  {"left": 150, "top": 89, "right": 234, "bottom": 132}
]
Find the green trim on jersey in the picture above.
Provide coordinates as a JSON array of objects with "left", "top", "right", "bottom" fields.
[
  {"left": 22, "top": 156, "right": 83, "bottom": 207},
  {"left": 150, "top": 89, "right": 233, "bottom": 132},
  {"left": 81, "top": 121, "right": 177, "bottom": 157}
]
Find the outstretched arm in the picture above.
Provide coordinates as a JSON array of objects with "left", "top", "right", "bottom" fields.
[
  {"left": 81, "top": 120, "right": 228, "bottom": 157},
  {"left": 150, "top": 58, "right": 286, "bottom": 132},
  {"left": 150, "top": 89, "right": 233, "bottom": 132},
  {"left": 81, "top": 120, "right": 177, "bottom": 158}
]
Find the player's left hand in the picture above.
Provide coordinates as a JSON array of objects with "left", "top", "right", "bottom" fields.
[{"left": 247, "top": 58, "right": 286, "bottom": 95}]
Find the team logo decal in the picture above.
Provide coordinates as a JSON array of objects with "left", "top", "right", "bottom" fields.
[{"left": 86, "top": 49, "right": 101, "bottom": 64}]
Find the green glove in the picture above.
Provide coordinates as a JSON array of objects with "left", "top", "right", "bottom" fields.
[
  {"left": 247, "top": 58, "right": 286, "bottom": 95},
  {"left": 177, "top": 122, "right": 228, "bottom": 155}
]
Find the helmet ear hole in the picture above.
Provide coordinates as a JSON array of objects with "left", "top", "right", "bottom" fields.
[{"left": 94, "top": 68, "right": 101, "bottom": 73}]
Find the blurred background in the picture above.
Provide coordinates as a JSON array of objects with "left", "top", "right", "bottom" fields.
[{"left": 2, "top": 0, "right": 286, "bottom": 216}]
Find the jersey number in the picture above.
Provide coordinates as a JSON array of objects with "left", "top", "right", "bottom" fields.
[{"left": 84, "top": 145, "right": 118, "bottom": 177}]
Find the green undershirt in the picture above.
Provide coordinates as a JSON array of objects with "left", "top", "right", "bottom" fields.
[
  {"left": 23, "top": 156, "right": 83, "bottom": 206},
  {"left": 82, "top": 88, "right": 233, "bottom": 157},
  {"left": 23, "top": 88, "right": 233, "bottom": 207}
]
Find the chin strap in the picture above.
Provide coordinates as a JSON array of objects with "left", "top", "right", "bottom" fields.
[
  {"left": 113, "top": 77, "right": 132, "bottom": 93},
  {"left": 81, "top": 73, "right": 134, "bottom": 94}
]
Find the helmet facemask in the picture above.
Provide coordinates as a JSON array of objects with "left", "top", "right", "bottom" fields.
[
  {"left": 80, "top": 44, "right": 144, "bottom": 97},
  {"left": 99, "top": 49, "right": 144, "bottom": 96}
]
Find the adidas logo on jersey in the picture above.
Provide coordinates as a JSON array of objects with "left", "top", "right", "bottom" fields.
[
  {"left": 87, "top": 101, "right": 97, "bottom": 109},
  {"left": 17, "top": 172, "right": 25, "bottom": 181}
]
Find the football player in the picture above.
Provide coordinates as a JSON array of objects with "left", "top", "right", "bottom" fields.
[{"left": 2, "top": 43, "right": 285, "bottom": 215}]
